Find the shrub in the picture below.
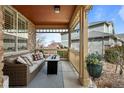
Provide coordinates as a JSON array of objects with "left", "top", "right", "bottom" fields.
[
  {"left": 104, "top": 45, "right": 124, "bottom": 64},
  {"left": 104, "top": 50, "right": 119, "bottom": 63},
  {"left": 57, "top": 50, "right": 68, "bottom": 58},
  {"left": 86, "top": 52, "right": 102, "bottom": 64}
]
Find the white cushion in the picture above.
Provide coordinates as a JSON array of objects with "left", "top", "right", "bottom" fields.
[
  {"left": 29, "top": 59, "right": 44, "bottom": 73},
  {"left": 22, "top": 57, "right": 33, "bottom": 66},
  {"left": 33, "top": 60, "right": 43, "bottom": 66},
  {"left": 29, "top": 64, "right": 38, "bottom": 73},
  {"left": 17, "top": 56, "right": 27, "bottom": 65},
  {"left": 22, "top": 53, "right": 34, "bottom": 64}
]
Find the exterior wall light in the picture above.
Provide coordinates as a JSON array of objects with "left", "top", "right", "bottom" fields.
[{"left": 54, "top": 5, "right": 60, "bottom": 13}]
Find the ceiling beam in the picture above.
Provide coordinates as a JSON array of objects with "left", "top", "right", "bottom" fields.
[{"left": 36, "top": 24, "right": 69, "bottom": 29}]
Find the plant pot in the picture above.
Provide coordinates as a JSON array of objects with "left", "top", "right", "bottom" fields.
[{"left": 87, "top": 63, "right": 102, "bottom": 78}]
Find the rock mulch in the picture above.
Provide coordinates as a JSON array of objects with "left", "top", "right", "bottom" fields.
[{"left": 94, "top": 62, "right": 124, "bottom": 88}]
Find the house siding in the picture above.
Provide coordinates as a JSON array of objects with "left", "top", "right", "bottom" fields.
[
  {"left": 88, "top": 39, "right": 103, "bottom": 55},
  {"left": 89, "top": 24, "right": 104, "bottom": 32}
]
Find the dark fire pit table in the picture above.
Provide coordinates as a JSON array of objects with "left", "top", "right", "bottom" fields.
[{"left": 46, "top": 55, "right": 60, "bottom": 75}]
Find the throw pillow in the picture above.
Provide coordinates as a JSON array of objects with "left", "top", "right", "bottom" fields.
[
  {"left": 22, "top": 56, "right": 33, "bottom": 66},
  {"left": 17, "top": 56, "right": 27, "bottom": 65},
  {"left": 32, "top": 54, "right": 39, "bottom": 61},
  {"left": 37, "top": 54, "right": 41, "bottom": 60},
  {"left": 40, "top": 52, "right": 44, "bottom": 59}
]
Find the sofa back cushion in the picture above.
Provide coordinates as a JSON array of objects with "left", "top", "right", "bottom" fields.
[
  {"left": 21, "top": 53, "right": 34, "bottom": 64},
  {"left": 17, "top": 56, "right": 27, "bottom": 65},
  {"left": 4, "top": 57, "right": 17, "bottom": 65},
  {"left": 17, "top": 56, "right": 34, "bottom": 66},
  {"left": 21, "top": 56, "right": 33, "bottom": 66}
]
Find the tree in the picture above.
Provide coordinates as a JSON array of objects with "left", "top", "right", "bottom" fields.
[{"left": 36, "top": 36, "right": 46, "bottom": 48}]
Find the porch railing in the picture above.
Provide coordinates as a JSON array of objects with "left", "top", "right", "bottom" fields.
[
  {"left": 41, "top": 48, "right": 68, "bottom": 60},
  {"left": 69, "top": 49, "right": 79, "bottom": 73}
]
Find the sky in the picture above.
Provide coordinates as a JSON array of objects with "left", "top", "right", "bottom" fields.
[
  {"left": 37, "top": 5, "right": 124, "bottom": 45},
  {"left": 36, "top": 33, "right": 61, "bottom": 46},
  {"left": 88, "top": 5, "right": 124, "bottom": 34}
]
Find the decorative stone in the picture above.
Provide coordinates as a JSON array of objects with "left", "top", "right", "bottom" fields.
[
  {"left": 0, "top": 5, "right": 4, "bottom": 87},
  {"left": 0, "top": 63, "right": 4, "bottom": 70},
  {"left": 28, "top": 22, "right": 36, "bottom": 51}
]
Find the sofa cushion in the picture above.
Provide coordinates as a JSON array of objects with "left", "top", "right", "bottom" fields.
[
  {"left": 29, "top": 59, "right": 45, "bottom": 73},
  {"left": 32, "top": 54, "right": 41, "bottom": 61},
  {"left": 22, "top": 53, "right": 34, "bottom": 64},
  {"left": 21, "top": 56, "right": 33, "bottom": 66},
  {"left": 40, "top": 52, "right": 45, "bottom": 59},
  {"left": 29, "top": 64, "right": 38, "bottom": 73},
  {"left": 4, "top": 57, "right": 17, "bottom": 64},
  {"left": 17, "top": 56, "right": 27, "bottom": 65}
]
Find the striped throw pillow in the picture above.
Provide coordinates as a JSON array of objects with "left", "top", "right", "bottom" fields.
[
  {"left": 17, "top": 56, "right": 27, "bottom": 65},
  {"left": 22, "top": 56, "right": 33, "bottom": 66}
]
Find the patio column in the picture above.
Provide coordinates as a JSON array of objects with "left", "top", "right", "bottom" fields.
[
  {"left": 28, "top": 22, "right": 36, "bottom": 51},
  {"left": 79, "top": 7, "right": 90, "bottom": 87},
  {"left": 15, "top": 12, "right": 18, "bottom": 52},
  {"left": 68, "top": 28, "right": 71, "bottom": 60},
  {"left": 68, "top": 28, "right": 71, "bottom": 48},
  {"left": 0, "top": 6, "right": 4, "bottom": 87}
]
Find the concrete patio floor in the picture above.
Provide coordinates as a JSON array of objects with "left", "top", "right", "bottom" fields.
[
  {"left": 26, "top": 61, "right": 82, "bottom": 88},
  {"left": 62, "top": 61, "right": 82, "bottom": 88}
]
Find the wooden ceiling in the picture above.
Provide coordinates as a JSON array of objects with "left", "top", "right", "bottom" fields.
[{"left": 13, "top": 5, "right": 76, "bottom": 26}]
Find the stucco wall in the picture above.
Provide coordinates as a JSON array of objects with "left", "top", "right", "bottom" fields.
[{"left": 0, "top": 6, "right": 4, "bottom": 87}]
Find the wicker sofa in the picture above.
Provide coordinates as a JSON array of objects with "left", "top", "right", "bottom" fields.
[{"left": 3, "top": 52, "right": 45, "bottom": 86}]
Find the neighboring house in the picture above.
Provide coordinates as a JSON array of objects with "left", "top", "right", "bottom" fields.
[
  {"left": 43, "top": 42, "right": 61, "bottom": 55},
  {"left": 70, "top": 31, "right": 124, "bottom": 55},
  {"left": 116, "top": 34, "right": 124, "bottom": 45},
  {"left": 47, "top": 42, "right": 61, "bottom": 49},
  {"left": 88, "top": 31, "right": 123, "bottom": 55},
  {"left": 88, "top": 21, "right": 114, "bottom": 34},
  {"left": 61, "top": 21, "right": 124, "bottom": 55}
]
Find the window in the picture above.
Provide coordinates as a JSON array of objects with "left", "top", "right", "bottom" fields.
[
  {"left": 18, "top": 16, "right": 28, "bottom": 33},
  {"left": 18, "top": 15, "right": 28, "bottom": 51},
  {"left": 3, "top": 34, "right": 16, "bottom": 52},
  {"left": 3, "top": 6, "right": 28, "bottom": 52},
  {"left": 18, "top": 37, "right": 28, "bottom": 51},
  {"left": 3, "top": 7, "right": 16, "bottom": 32},
  {"left": 3, "top": 7, "right": 16, "bottom": 52}
]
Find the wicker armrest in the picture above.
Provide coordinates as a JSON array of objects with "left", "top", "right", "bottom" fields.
[{"left": 3, "top": 63, "right": 29, "bottom": 86}]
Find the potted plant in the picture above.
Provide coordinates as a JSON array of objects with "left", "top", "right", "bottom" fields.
[{"left": 86, "top": 52, "right": 103, "bottom": 78}]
